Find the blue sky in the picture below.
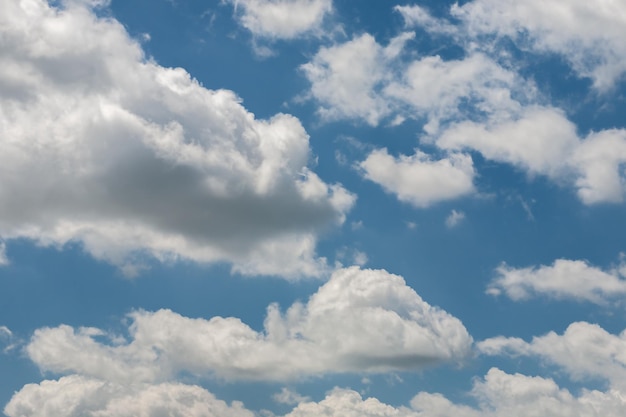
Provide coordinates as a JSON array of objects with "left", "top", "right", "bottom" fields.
[{"left": 2, "top": 0, "right": 626, "bottom": 415}]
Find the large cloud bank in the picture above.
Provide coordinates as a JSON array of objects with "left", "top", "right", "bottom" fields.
[{"left": 0, "top": 0, "right": 354, "bottom": 278}]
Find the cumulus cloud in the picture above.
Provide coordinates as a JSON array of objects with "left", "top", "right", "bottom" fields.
[
  {"left": 479, "top": 322, "right": 626, "bottom": 390},
  {"left": 283, "top": 368, "right": 626, "bottom": 417},
  {"left": 4, "top": 375, "right": 254, "bottom": 417},
  {"left": 0, "top": 0, "right": 355, "bottom": 279},
  {"left": 360, "top": 149, "right": 475, "bottom": 208},
  {"left": 301, "top": 15, "right": 626, "bottom": 205},
  {"left": 451, "top": 0, "right": 626, "bottom": 90},
  {"left": 302, "top": 33, "right": 521, "bottom": 130},
  {"left": 301, "top": 32, "right": 415, "bottom": 125},
  {"left": 487, "top": 258, "right": 626, "bottom": 304},
  {"left": 226, "top": 0, "right": 333, "bottom": 39},
  {"left": 25, "top": 267, "right": 472, "bottom": 382},
  {"left": 436, "top": 107, "right": 626, "bottom": 204},
  {"left": 384, "top": 52, "right": 521, "bottom": 134}
]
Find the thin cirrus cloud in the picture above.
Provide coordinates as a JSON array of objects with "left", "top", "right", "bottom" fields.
[
  {"left": 25, "top": 267, "right": 472, "bottom": 383},
  {"left": 487, "top": 258, "right": 626, "bottom": 304},
  {"left": 225, "top": 0, "right": 333, "bottom": 39},
  {"left": 0, "top": 0, "right": 355, "bottom": 279}
]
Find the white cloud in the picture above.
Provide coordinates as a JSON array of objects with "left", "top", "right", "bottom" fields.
[
  {"left": 273, "top": 388, "right": 310, "bottom": 406},
  {"left": 571, "top": 129, "right": 626, "bottom": 204},
  {"left": 25, "top": 267, "right": 472, "bottom": 382},
  {"left": 487, "top": 258, "right": 626, "bottom": 304},
  {"left": 436, "top": 107, "right": 626, "bottom": 204},
  {"left": 283, "top": 369, "right": 626, "bottom": 417},
  {"left": 479, "top": 322, "right": 626, "bottom": 390},
  {"left": 394, "top": 5, "right": 456, "bottom": 35},
  {"left": 226, "top": 0, "right": 333, "bottom": 39},
  {"left": 359, "top": 149, "right": 475, "bottom": 208},
  {"left": 384, "top": 52, "right": 521, "bottom": 134},
  {"left": 436, "top": 106, "right": 579, "bottom": 178},
  {"left": 4, "top": 375, "right": 254, "bottom": 417},
  {"left": 0, "top": 241, "right": 8, "bottom": 266},
  {"left": 301, "top": 32, "right": 414, "bottom": 126},
  {"left": 445, "top": 210, "right": 465, "bottom": 228},
  {"left": 0, "top": 0, "right": 355, "bottom": 279},
  {"left": 452, "top": 0, "right": 626, "bottom": 89}
]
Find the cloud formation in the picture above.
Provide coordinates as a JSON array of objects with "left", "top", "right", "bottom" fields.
[
  {"left": 451, "top": 0, "right": 626, "bottom": 90},
  {"left": 479, "top": 322, "right": 626, "bottom": 390},
  {"left": 0, "top": 0, "right": 354, "bottom": 278},
  {"left": 359, "top": 149, "right": 475, "bottom": 208},
  {"left": 4, "top": 376, "right": 254, "bottom": 417},
  {"left": 25, "top": 267, "right": 472, "bottom": 382},
  {"left": 301, "top": 24, "right": 626, "bottom": 205},
  {"left": 227, "top": 0, "right": 333, "bottom": 39},
  {"left": 283, "top": 368, "right": 626, "bottom": 417},
  {"left": 487, "top": 258, "right": 626, "bottom": 304}
]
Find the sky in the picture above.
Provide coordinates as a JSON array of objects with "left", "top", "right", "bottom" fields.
[{"left": 1, "top": 0, "right": 626, "bottom": 415}]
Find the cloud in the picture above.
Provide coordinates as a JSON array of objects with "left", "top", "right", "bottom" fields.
[
  {"left": 25, "top": 267, "right": 472, "bottom": 382},
  {"left": 445, "top": 210, "right": 465, "bottom": 228},
  {"left": 0, "top": 241, "right": 8, "bottom": 266},
  {"left": 451, "top": 0, "right": 626, "bottom": 90},
  {"left": 0, "top": 0, "right": 355, "bottom": 279},
  {"left": 383, "top": 52, "right": 521, "bottom": 134},
  {"left": 226, "top": 0, "right": 333, "bottom": 39},
  {"left": 359, "top": 149, "right": 475, "bottom": 208},
  {"left": 436, "top": 107, "right": 626, "bottom": 204},
  {"left": 571, "top": 129, "right": 626, "bottom": 204},
  {"left": 487, "top": 258, "right": 626, "bottom": 304},
  {"left": 394, "top": 5, "right": 456, "bottom": 35},
  {"left": 302, "top": 34, "right": 521, "bottom": 131},
  {"left": 0, "top": 326, "right": 18, "bottom": 353},
  {"left": 479, "top": 322, "right": 626, "bottom": 390},
  {"left": 301, "top": 32, "right": 414, "bottom": 126},
  {"left": 4, "top": 375, "right": 254, "bottom": 417},
  {"left": 282, "top": 368, "right": 626, "bottom": 417},
  {"left": 301, "top": 22, "right": 626, "bottom": 206},
  {"left": 273, "top": 388, "right": 310, "bottom": 405}
]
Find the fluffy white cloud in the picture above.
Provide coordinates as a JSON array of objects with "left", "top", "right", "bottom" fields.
[
  {"left": 384, "top": 52, "right": 521, "bottom": 134},
  {"left": 302, "top": 34, "right": 520, "bottom": 130},
  {"left": 4, "top": 375, "right": 254, "bottom": 417},
  {"left": 0, "top": 0, "right": 355, "bottom": 278},
  {"left": 359, "top": 149, "right": 475, "bottom": 208},
  {"left": 479, "top": 322, "right": 626, "bottom": 390},
  {"left": 301, "top": 19, "right": 626, "bottom": 206},
  {"left": 571, "top": 129, "right": 626, "bottom": 204},
  {"left": 436, "top": 107, "right": 626, "bottom": 203},
  {"left": 284, "top": 368, "right": 626, "bottom": 417},
  {"left": 451, "top": 0, "right": 626, "bottom": 89},
  {"left": 226, "top": 0, "right": 333, "bottom": 39},
  {"left": 436, "top": 106, "right": 578, "bottom": 178},
  {"left": 301, "top": 33, "right": 414, "bottom": 126},
  {"left": 487, "top": 258, "right": 626, "bottom": 304},
  {"left": 25, "top": 267, "right": 472, "bottom": 382}
]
